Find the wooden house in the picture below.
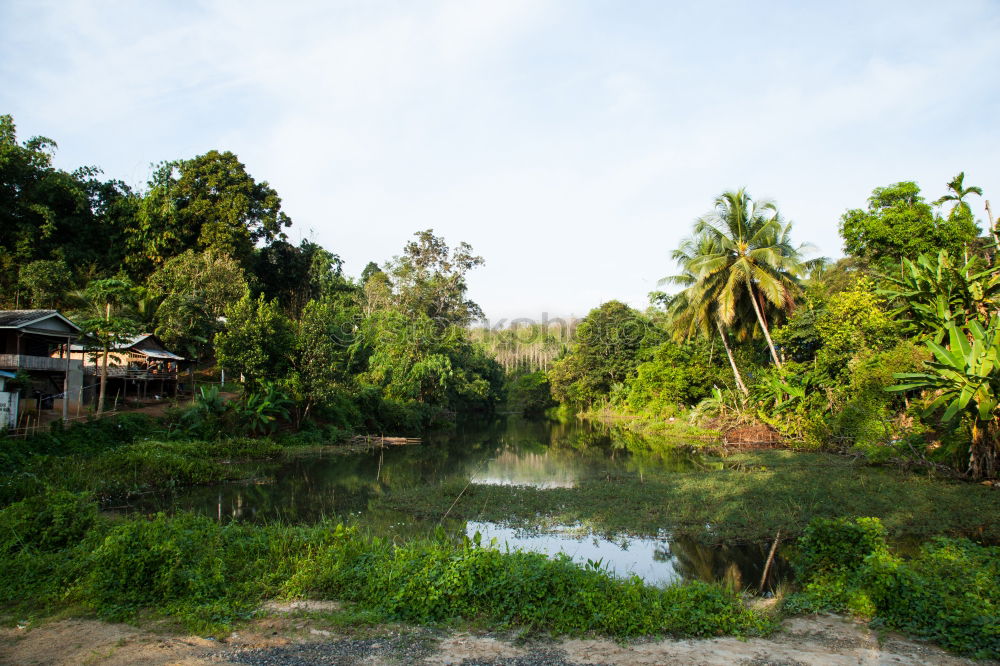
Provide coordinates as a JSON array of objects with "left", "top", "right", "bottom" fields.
[
  {"left": 0, "top": 310, "right": 84, "bottom": 423},
  {"left": 64, "top": 333, "right": 187, "bottom": 402}
]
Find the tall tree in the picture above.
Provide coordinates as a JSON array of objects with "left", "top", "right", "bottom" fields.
[
  {"left": 75, "top": 278, "right": 140, "bottom": 415},
  {"left": 840, "top": 181, "right": 979, "bottom": 264},
  {"left": 670, "top": 189, "right": 809, "bottom": 369},
  {"left": 663, "top": 238, "right": 752, "bottom": 395},
  {"left": 214, "top": 290, "right": 294, "bottom": 390},
  {"left": 128, "top": 150, "right": 291, "bottom": 276},
  {"left": 934, "top": 172, "right": 982, "bottom": 221},
  {"left": 388, "top": 230, "right": 485, "bottom": 328},
  {"left": 145, "top": 250, "right": 249, "bottom": 362}
]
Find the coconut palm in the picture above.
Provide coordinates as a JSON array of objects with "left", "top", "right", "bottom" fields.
[
  {"left": 673, "top": 189, "right": 810, "bottom": 369},
  {"left": 934, "top": 172, "right": 982, "bottom": 220},
  {"left": 662, "top": 235, "right": 755, "bottom": 395}
]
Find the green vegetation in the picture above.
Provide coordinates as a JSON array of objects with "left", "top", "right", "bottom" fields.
[
  {"left": 0, "top": 499, "right": 773, "bottom": 638},
  {"left": 372, "top": 449, "right": 1000, "bottom": 545},
  {"left": 2, "top": 113, "right": 998, "bottom": 656},
  {"left": 786, "top": 517, "right": 998, "bottom": 659}
]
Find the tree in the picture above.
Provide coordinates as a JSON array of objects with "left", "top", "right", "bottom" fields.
[
  {"left": 548, "top": 301, "right": 657, "bottom": 407},
  {"left": 840, "top": 182, "right": 979, "bottom": 264},
  {"left": 75, "top": 278, "right": 140, "bottom": 415},
  {"left": 667, "top": 189, "right": 809, "bottom": 369},
  {"left": 128, "top": 150, "right": 291, "bottom": 275},
  {"left": 253, "top": 239, "right": 350, "bottom": 318},
  {"left": 890, "top": 320, "right": 1000, "bottom": 479},
  {"left": 145, "top": 250, "right": 249, "bottom": 362},
  {"left": 360, "top": 261, "right": 383, "bottom": 285},
  {"left": 0, "top": 115, "right": 134, "bottom": 287},
  {"left": 664, "top": 235, "right": 758, "bottom": 395},
  {"left": 293, "top": 297, "right": 360, "bottom": 418},
  {"left": 18, "top": 259, "right": 73, "bottom": 308},
  {"left": 388, "top": 229, "right": 485, "bottom": 328},
  {"left": 934, "top": 172, "right": 982, "bottom": 221},
  {"left": 215, "top": 291, "right": 295, "bottom": 390}
]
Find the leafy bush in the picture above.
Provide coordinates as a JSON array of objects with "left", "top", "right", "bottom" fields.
[
  {"left": 285, "top": 529, "right": 773, "bottom": 638},
  {"left": 507, "top": 371, "right": 556, "bottom": 417},
  {"left": 0, "top": 490, "right": 97, "bottom": 555},
  {"left": 787, "top": 516, "right": 999, "bottom": 659}
]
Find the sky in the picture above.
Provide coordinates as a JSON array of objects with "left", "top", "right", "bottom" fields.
[{"left": 3, "top": 0, "right": 999, "bottom": 323}]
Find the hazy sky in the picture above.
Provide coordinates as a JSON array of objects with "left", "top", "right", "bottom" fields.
[{"left": 3, "top": 1, "right": 999, "bottom": 322}]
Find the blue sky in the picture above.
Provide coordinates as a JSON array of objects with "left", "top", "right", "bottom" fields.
[{"left": 3, "top": 1, "right": 999, "bottom": 322}]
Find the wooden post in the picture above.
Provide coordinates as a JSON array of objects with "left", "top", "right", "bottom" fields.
[{"left": 62, "top": 337, "right": 70, "bottom": 421}]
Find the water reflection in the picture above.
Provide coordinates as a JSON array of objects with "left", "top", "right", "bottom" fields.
[{"left": 113, "top": 417, "right": 787, "bottom": 589}]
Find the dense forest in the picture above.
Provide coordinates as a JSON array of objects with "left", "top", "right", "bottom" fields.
[
  {"left": 541, "top": 180, "right": 999, "bottom": 481},
  {"left": 1, "top": 114, "right": 504, "bottom": 431},
  {"left": 4, "top": 112, "right": 1000, "bottom": 482}
]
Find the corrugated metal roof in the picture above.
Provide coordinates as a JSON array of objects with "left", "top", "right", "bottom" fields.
[
  {"left": 0, "top": 310, "right": 80, "bottom": 332},
  {"left": 0, "top": 310, "right": 58, "bottom": 327},
  {"left": 69, "top": 333, "right": 185, "bottom": 360}
]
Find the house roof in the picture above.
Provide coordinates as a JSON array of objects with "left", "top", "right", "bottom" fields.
[
  {"left": 69, "top": 333, "right": 185, "bottom": 361},
  {"left": 0, "top": 310, "right": 80, "bottom": 334}
]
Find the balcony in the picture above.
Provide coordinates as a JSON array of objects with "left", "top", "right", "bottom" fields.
[{"left": 0, "top": 354, "right": 74, "bottom": 372}]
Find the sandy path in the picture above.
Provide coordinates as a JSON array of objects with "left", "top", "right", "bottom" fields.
[{"left": 0, "top": 612, "right": 991, "bottom": 666}]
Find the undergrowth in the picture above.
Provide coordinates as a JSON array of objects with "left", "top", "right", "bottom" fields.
[
  {"left": 0, "top": 494, "right": 774, "bottom": 639},
  {"left": 785, "top": 517, "right": 999, "bottom": 659}
]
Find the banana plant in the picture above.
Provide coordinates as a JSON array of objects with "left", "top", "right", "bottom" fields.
[
  {"left": 881, "top": 251, "right": 1000, "bottom": 341},
  {"left": 888, "top": 319, "right": 1000, "bottom": 479}
]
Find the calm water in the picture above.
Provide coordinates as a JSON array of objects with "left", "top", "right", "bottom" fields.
[{"left": 118, "top": 418, "right": 789, "bottom": 590}]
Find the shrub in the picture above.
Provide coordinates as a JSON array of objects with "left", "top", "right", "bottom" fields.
[
  {"left": 0, "top": 490, "right": 97, "bottom": 555},
  {"left": 787, "top": 517, "right": 999, "bottom": 659}
]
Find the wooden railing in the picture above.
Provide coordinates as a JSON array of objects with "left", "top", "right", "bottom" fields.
[
  {"left": 81, "top": 366, "right": 179, "bottom": 379},
  {"left": 0, "top": 354, "right": 71, "bottom": 372}
]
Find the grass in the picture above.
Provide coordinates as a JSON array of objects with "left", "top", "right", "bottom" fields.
[
  {"left": 372, "top": 450, "right": 1000, "bottom": 545},
  {"left": 0, "top": 502, "right": 775, "bottom": 640}
]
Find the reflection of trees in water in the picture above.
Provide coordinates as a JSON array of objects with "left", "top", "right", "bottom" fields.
[{"left": 657, "top": 536, "right": 791, "bottom": 592}]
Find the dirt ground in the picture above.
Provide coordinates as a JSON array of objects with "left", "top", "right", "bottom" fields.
[{"left": 0, "top": 608, "right": 991, "bottom": 666}]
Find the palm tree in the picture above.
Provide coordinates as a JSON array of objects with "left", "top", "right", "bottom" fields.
[
  {"left": 663, "top": 236, "right": 754, "bottom": 395},
  {"left": 934, "top": 172, "right": 982, "bottom": 220},
  {"left": 673, "top": 189, "right": 809, "bottom": 369}
]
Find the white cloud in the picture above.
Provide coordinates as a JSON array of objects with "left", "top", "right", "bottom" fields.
[{"left": 2, "top": 0, "right": 1000, "bottom": 320}]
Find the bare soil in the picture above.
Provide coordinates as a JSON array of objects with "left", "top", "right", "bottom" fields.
[{"left": 0, "top": 612, "right": 991, "bottom": 666}]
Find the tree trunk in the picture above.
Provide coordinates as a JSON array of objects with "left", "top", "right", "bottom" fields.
[
  {"left": 969, "top": 419, "right": 999, "bottom": 480},
  {"left": 746, "top": 282, "right": 783, "bottom": 369},
  {"left": 97, "top": 344, "right": 108, "bottom": 415},
  {"left": 716, "top": 320, "right": 748, "bottom": 395}
]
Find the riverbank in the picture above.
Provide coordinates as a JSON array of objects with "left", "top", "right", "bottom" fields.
[{"left": 1, "top": 613, "right": 988, "bottom": 665}]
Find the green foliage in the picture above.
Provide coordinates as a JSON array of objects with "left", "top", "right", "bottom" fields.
[
  {"left": 146, "top": 249, "right": 248, "bottom": 361},
  {"left": 839, "top": 181, "right": 979, "bottom": 264},
  {"left": 623, "top": 338, "right": 726, "bottom": 412},
  {"left": 664, "top": 188, "right": 809, "bottom": 369},
  {"left": 387, "top": 229, "right": 485, "bottom": 328},
  {"left": 881, "top": 250, "right": 999, "bottom": 340},
  {"left": 890, "top": 318, "right": 1000, "bottom": 478},
  {"left": 127, "top": 150, "right": 291, "bottom": 275},
  {"left": 0, "top": 490, "right": 97, "bottom": 555},
  {"left": 254, "top": 239, "right": 352, "bottom": 318},
  {"left": 215, "top": 290, "right": 295, "bottom": 390},
  {"left": 285, "top": 529, "right": 773, "bottom": 638},
  {"left": 0, "top": 115, "right": 135, "bottom": 298},
  {"left": 506, "top": 371, "right": 556, "bottom": 417},
  {"left": 235, "top": 382, "right": 293, "bottom": 435},
  {"left": 792, "top": 517, "right": 888, "bottom": 577},
  {"left": 549, "top": 301, "right": 658, "bottom": 407},
  {"left": 787, "top": 517, "right": 999, "bottom": 659},
  {"left": 813, "top": 277, "right": 896, "bottom": 380},
  {"left": 18, "top": 259, "right": 73, "bottom": 308}
]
